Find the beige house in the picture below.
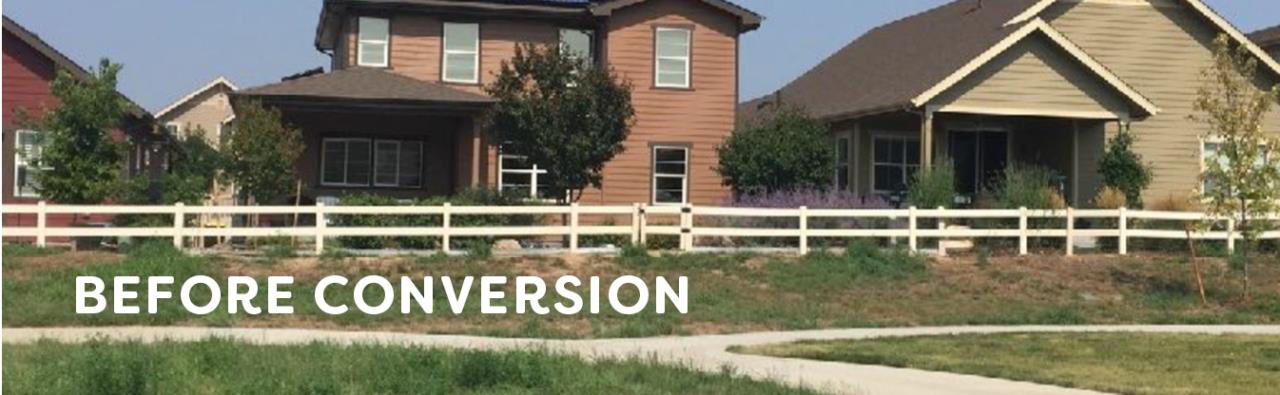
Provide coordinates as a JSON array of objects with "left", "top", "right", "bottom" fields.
[
  {"left": 744, "top": 0, "right": 1280, "bottom": 206},
  {"left": 156, "top": 76, "right": 239, "bottom": 208}
]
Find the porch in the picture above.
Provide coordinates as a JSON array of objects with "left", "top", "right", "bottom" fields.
[
  {"left": 831, "top": 110, "right": 1117, "bottom": 207},
  {"left": 233, "top": 68, "right": 497, "bottom": 204}
]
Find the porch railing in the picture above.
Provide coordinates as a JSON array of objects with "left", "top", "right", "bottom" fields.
[{"left": 3, "top": 202, "right": 1278, "bottom": 255}]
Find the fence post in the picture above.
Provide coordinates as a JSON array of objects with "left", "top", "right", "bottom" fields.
[
  {"left": 314, "top": 202, "right": 326, "bottom": 255},
  {"left": 630, "top": 203, "right": 641, "bottom": 246},
  {"left": 798, "top": 206, "right": 809, "bottom": 255},
  {"left": 936, "top": 206, "right": 947, "bottom": 257},
  {"left": 1227, "top": 218, "right": 1236, "bottom": 254},
  {"left": 1065, "top": 207, "right": 1075, "bottom": 257},
  {"left": 1118, "top": 207, "right": 1128, "bottom": 256},
  {"left": 638, "top": 204, "right": 649, "bottom": 247},
  {"left": 442, "top": 203, "right": 452, "bottom": 254},
  {"left": 680, "top": 203, "right": 694, "bottom": 252},
  {"left": 36, "top": 201, "right": 47, "bottom": 247},
  {"left": 908, "top": 206, "right": 918, "bottom": 253},
  {"left": 1019, "top": 207, "right": 1029, "bottom": 256},
  {"left": 173, "top": 202, "right": 185, "bottom": 250},
  {"left": 569, "top": 203, "right": 580, "bottom": 253}
]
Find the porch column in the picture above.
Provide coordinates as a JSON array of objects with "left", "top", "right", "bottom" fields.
[
  {"left": 921, "top": 109, "right": 935, "bottom": 168},
  {"left": 469, "top": 119, "right": 484, "bottom": 188}
]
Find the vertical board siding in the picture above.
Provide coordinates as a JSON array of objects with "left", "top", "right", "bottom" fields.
[
  {"left": 1045, "top": 0, "right": 1280, "bottom": 200},
  {"left": 933, "top": 34, "right": 1132, "bottom": 117}
]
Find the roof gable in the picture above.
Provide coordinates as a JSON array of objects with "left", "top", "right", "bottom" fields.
[
  {"left": 590, "top": 0, "right": 761, "bottom": 32},
  {"left": 155, "top": 77, "right": 238, "bottom": 120}
]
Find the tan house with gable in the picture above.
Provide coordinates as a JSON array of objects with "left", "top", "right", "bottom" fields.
[
  {"left": 744, "top": 0, "right": 1280, "bottom": 206},
  {"left": 235, "top": 0, "right": 761, "bottom": 206},
  {"left": 156, "top": 76, "right": 238, "bottom": 146}
]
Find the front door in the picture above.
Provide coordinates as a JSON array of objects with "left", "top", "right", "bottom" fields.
[{"left": 950, "top": 130, "right": 1009, "bottom": 198}]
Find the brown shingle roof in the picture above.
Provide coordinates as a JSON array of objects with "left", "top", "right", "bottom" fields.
[
  {"left": 235, "top": 67, "right": 495, "bottom": 106},
  {"left": 1250, "top": 25, "right": 1280, "bottom": 48},
  {"left": 742, "top": 0, "right": 1040, "bottom": 122}
]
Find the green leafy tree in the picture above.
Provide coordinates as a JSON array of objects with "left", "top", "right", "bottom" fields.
[
  {"left": 908, "top": 159, "right": 956, "bottom": 208},
  {"left": 1098, "top": 129, "right": 1152, "bottom": 208},
  {"left": 30, "top": 59, "right": 129, "bottom": 204},
  {"left": 223, "top": 100, "right": 304, "bottom": 204},
  {"left": 486, "top": 43, "right": 635, "bottom": 203},
  {"left": 1192, "top": 34, "right": 1280, "bottom": 300},
  {"left": 718, "top": 106, "right": 834, "bottom": 195},
  {"left": 120, "top": 128, "right": 224, "bottom": 205}
]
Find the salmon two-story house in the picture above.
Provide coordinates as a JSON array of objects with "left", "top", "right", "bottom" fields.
[{"left": 235, "top": 0, "right": 761, "bottom": 206}]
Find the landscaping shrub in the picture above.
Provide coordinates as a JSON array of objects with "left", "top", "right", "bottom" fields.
[
  {"left": 908, "top": 159, "right": 956, "bottom": 209},
  {"left": 722, "top": 189, "right": 893, "bottom": 247},
  {"left": 1092, "top": 187, "right": 1128, "bottom": 251},
  {"left": 332, "top": 189, "right": 540, "bottom": 250},
  {"left": 717, "top": 106, "right": 835, "bottom": 194},
  {"left": 976, "top": 164, "right": 1066, "bottom": 251},
  {"left": 1098, "top": 130, "right": 1152, "bottom": 208}
]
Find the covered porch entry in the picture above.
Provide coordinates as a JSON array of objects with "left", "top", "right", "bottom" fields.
[{"left": 233, "top": 68, "right": 497, "bottom": 204}]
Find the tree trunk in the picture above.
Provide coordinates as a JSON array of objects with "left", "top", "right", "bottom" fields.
[{"left": 1184, "top": 227, "right": 1207, "bottom": 306}]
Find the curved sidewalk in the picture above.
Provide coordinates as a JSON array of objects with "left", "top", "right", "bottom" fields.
[{"left": 7, "top": 325, "right": 1279, "bottom": 395}]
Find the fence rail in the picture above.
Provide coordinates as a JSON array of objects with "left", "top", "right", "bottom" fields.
[{"left": 3, "top": 202, "right": 1278, "bottom": 256}]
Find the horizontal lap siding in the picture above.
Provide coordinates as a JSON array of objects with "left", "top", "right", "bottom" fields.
[
  {"left": 1045, "top": 0, "right": 1280, "bottom": 201},
  {"left": 934, "top": 35, "right": 1131, "bottom": 116},
  {"left": 3, "top": 31, "right": 58, "bottom": 205},
  {"left": 587, "top": 0, "right": 739, "bottom": 206},
  {"left": 161, "top": 88, "right": 234, "bottom": 146}
]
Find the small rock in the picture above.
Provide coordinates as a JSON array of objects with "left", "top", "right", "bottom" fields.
[{"left": 493, "top": 239, "right": 523, "bottom": 251}]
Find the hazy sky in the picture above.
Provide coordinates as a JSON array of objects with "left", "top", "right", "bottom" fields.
[{"left": 5, "top": 1, "right": 1278, "bottom": 112}]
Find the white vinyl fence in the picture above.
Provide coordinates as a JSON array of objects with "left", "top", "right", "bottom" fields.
[{"left": 3, "top": 202, "right": 1278, "bottom": 255}]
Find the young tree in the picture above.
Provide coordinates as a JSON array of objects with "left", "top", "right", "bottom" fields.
[
  {"left": 717, "top": 106, "right": 835, "bottom": 195},
  {"left": 486, "top": 44, "right": 635, "bottom": 203},
  {"left": 223, "top": 100, "right": 304, "bottom": 205},
  {"left": 1098, "top": 129, "right": 1152, "bottom": 208},
  {"left": 120, "top": 128, "right": 224, "bottom": 205},
  {"left": 1192, "top": 34, "right": 1280, "bottom": 300},
  {"left": 30, "top": 59, "right": 129, "bottom": 204}
]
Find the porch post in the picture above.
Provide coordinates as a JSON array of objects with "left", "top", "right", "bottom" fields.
[
  {"left": 921, "top": 109, "right": 935, "bottom": 168},
  {"left": 469, "top": 120, "right": 484, "bottom": 187}
]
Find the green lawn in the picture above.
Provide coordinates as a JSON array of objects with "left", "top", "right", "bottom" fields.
[
  {"left": 733, "top": 333, "right": 1280, "bottom": 395},
  {"left": 4, "top": 242, "right": 1280, "bottom": 338},
  {"left": 3, "top": 339, "right": 814, "bottom": 394}
]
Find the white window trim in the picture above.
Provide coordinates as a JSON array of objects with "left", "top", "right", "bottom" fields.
[
  {"left": 373, "top": 140, "right": 402, "bottom": 187},
  {"left": 1199, "top": 135, "right": 1276, "bottom": 196},
  {"left": 654, "top": 27, "right": 691, "bottom": 89},
  {"left": 13, "top": 129, "right": 45, "bottom": 198},
  {"left": 871, "top": 135, "right": 921, "bottom": 195},
  {"left": 442, "top": 22, "right": 480, "bottom": 84},
  {"left": 651, "top": 145, "right": 690, "bottom": 205},
  {"left": 320, "top": 138, "right": 372, "bottom": 187},
  {"left": 357, "top": 17, "right": 390, "bottom": 68},
  {"left": 164, "top": 122, "right": 182, "bottom": 134},
  {"left": 498, "top": 153, "right": 551, "bottom": 201}
]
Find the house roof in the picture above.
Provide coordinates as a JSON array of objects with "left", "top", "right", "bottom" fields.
[
  {"left": 744, "top": 0, "right": 1280, "bottom": 123},
  {"left": 316, "top": 0, "right": 761, "bottom": 51},
  {"left": 234, "top": 67, "right": 495, "bottom": 108},
  {"left": 155, "top": 76, "right": 238, "bottom": 120},
  {"left": 2, "top": 16, "right": 149, "bottom": 118},
  {"left": 1251, "top": 25, "right": 1280, "bottom": 48}
]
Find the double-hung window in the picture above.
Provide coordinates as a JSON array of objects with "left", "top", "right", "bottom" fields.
[
  {"left": 559, "top": 29, "right": 593, "bottom": 63},
  {"left": 13, "top": 130, "right": 45, "bottom": 198},
  {"left": 357, "top": 17, "right": 390, "bottom": 67},
  {"left": 872, "top": 136, "right": 921, "bottom": 194},
  {"left": 1201, "top": 138, "right": 1276, "bottom": 195},
  {"left": 654, "top": 27, "right": 691, "bottom": 88},
  {"left": 652, "top": 145, "right": 689, "bottom": 205},
  {"left": 323, "top": 138, "right": 422, "bottom": 188},
  {"left": 443, "top": 22, "right": 480, "bottom": 83}
]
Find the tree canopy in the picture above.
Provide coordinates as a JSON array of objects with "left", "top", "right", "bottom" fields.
[
  {"left": 30, "top": 59, "right": 129, "bottom": 204},
  {"left": 717, "top": 106, "right": 835, "bottom": 195},
  {"left": 222, "top": 100, "right": 304, "bottom": 204}
]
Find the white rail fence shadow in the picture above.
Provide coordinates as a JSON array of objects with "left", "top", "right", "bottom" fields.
[{"left": 3, "top": 202, "right": 1278, "bottom": 256}]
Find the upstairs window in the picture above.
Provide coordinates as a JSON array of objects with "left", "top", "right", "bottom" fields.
[
  {"left": 13, "top": 130, "right": 46, "bottom": 198},
  {"left": 357, "top": 17, "right": 390, "bottom": 67},
  {"left": 443, "top": 22, "right": 480, "bottom": 83},
  {"left": 559, "top": 29, "right": 593, "bottom": 63},
  {"left": 654, "top": 27, "right": 691, "bottom": 88}
]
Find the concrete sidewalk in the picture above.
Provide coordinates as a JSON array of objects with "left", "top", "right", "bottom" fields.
[{"left": 7, "top": 325, "right": 1279, "bottom": 395}]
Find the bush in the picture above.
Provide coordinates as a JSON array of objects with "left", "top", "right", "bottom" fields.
[
  {"left": 988, "top": 164, "right": 1062, "bottom": 209},
  {"left": 332, "top": 189, "right": 540, "bottom": 250},
  {"left": 1099, "top": 130, "right": 1152, "bottom": 207},
  {"left": 1093, "top": 187, "right": 1128, "bottom": 210},
  {"left": 908, "top": 159, "right": 956, "bottom": 209},
  {"left": 717, "top": 106, "right": 835, "bottom": 194}
]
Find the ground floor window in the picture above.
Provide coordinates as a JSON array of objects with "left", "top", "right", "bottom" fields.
[
  {"left": 835, "top": 136, "right": 851, "bottom": 191},
  {"left": 872, "top": 136, "right": 920, "bottom": 195},
  {"left": 13, "top": 129, "right": 45, "bottom": 198},
  {"left": 498, "top": 146, "right": 554, "bottom": 200},
  {"left": 652, "top": 145, "right": 689, "bottom": 205},
  {"left": 322, "top": 138, "right": 422, "bottom": 188},
  {"left": 1201, "top": 138, "right": 1275, "bottom": 195}
]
